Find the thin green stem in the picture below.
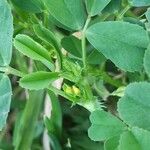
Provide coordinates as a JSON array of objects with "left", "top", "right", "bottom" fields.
[
  {"left": 100, "top": 71, "right": 123, "bottom": 87},
  {"left": 14, "top": 91, "right": 44, "bottom": 150},
  {"left": 82, "top": 16, "right": 91, "bottom": 70},
  {"left": 82, "top": 34, "right": 86, "bottom": 69},
  {"left": 117, "top": 5, "right": 131, "bottom": 20},
  {"left": 8, "top": 66, "right": 25, "bottom": 77},
  {"left": 43, "top": 11, "right": 49, "bottom": 28},
  {"left": 48, "top": 86, "right": 76, "bottom": 102},
  {"left": 83, "top": 16, "right": 91, "bottom": 33},
  {"left": 89, "top": 69, "right": 123, "bottom": 88},
  {"left": 0, "top": 66, "right": 25, "bottom": 77}
]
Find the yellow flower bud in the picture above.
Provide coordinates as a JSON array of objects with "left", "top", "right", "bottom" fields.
[
  {"left": 65, "top": 86, "right": 73, "bottom": 95},
  {"left": 72, "top": 86, "right": 80, "bottom": 96}
]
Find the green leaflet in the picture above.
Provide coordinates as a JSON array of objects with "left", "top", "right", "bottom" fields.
[
  {"left": 11, "top": 0, "right": 45, "bottom": 13},
  {"left": 0, "top": 74, "right": 12, "bottom": 130},
  {"left": 14, "top": 34, "right": 54, "bottom": 70},
  {"left": 86, "top": 21, "right": 149, "bottom": 72},
  {"left": 33, "top": 25, "right": 62, "bottom": 67},
  {"left": 44, "top": 0, "right": 86, "bottom": 30},
  {"left": 85, "top": 0, "right": 111, "bottom": 16},
  {"left": 146, "top": 8, "right": 150, "bottom": 23},
  {"left": 102, "top": 0, "right": 122, "bottom": 14},
  {"left": 129, "top": 0, "right": 150, "bottom": 7},
  {"left": 118, "top": 127, "right": 150, "bottom": 150},
  {"left": 118, "top": 82, "right": 150, "bottom": 131},
  {"left": 33, "top": 25, "right": 61, "bottom": 55},
  {"left": 0, "top": 0, "right": 13, "bottom": 66},
  {"left": 0, "top": 0, "right": 13, "bottom": 132},
  {"left": 87, "top": 50, "right": 106, "bottom": 65},
  {"left": 131, "top": 127, "right": 150, "bottom": 149},
  {"left": 0, "top": 0, "right": 13, "bottom": 131},
  {"left": 104, "top": 136, "right": 120, "bottom": 150},
  {"left": 19, "top": 71, "right": 59, "bottom": 90},
  {"left": 61, "top": 35, "right": 82, "bottom": 58},
  {"left": 118, "top": 130, "right": 140, "bottom": 150},
  {"left": 88, "top": 110, "right": 126, "bottom": 141},
  {"left": 144, "top": 45, "right": 150, "bottom": 77}
]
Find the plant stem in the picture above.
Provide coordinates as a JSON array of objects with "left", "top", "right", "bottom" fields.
[
  {"left": 43, "top": 11, "right": 49, "bottom": 28},
  {"left": 99, "top": 70, "right": 123, "bottom": 87},
  {"left": 48, "top": 86, "right": 76, "bottom": 102},
  {"left": 48, "top": 86, "right": 97, "bottom": 112},
  {"left": 117, "top": 5, "right": 131, "bottom": 20},
  {"left": 82, "top": 16, "right": 91, "bottom": 70},
  {"left": 0, "top": 66, "right": 25, "bottom": 77},
  {"left": 89, "top": 69, "right": 123, "bottom": 87},
  {"left": 14, "top": 91, "right": 44, "bottom": 150}
]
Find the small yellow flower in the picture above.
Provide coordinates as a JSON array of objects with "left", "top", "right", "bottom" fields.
[
  {"left": 65, "top": 86, "right": 73, "bottom": 95},
  {"left": 72, "top": 85, "right": 80, "bottom": 96}
]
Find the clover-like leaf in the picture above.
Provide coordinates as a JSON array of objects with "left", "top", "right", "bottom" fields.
[
  {"left": 0, "top": 74, "right": 12, "bottom": 130},
  {"left": 102, "top": 0, "right": 121, "bottom": 14},
  {"left": 129, "top": 0, "right": 150, "bottom": 7},
  {"left": 0, "top": 0, "right": 13, "bottom": 66},
  {"left": 88, "top": 110, "right": 126, "bottom": 141},
  {"left": 87, "top": 50, "right": 106, "bottom": 65},
  {"left": 118, "top": 130, "right": 140, "bottom": 150},
  {"left": 118, "top": 82, "right": 150, "bottom": 130},
  {"left": 86, "top": 21, "right": 149, "bottom": 72},
  {"left": 144, "top": 45, "right": 150, "bottom": 77},
  {"left": 118, "top": 127, "right": 150, "bottom": 150},
  {"left": 11, "top": 0, "right": 45, "bottom": 13},
  {"left": 85, "top": 0, "right": 111, "bottom": 16},
  {"left": 44, "top": 0, "right": 86, "bottom": 30},
  {"left": 104, "top": 136, "right": 120, "bottom": 150},
  {"left": 61, "top": 35, "right": 82, "bottom": 58}
]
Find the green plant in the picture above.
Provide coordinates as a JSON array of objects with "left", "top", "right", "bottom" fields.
[{"left": 1, "top": 0, "right": 150, "bottom": 149}]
